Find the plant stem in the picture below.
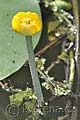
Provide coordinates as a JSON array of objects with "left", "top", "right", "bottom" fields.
[
  {"left": 72, "top": 0, "right": 80, "bottom": 94},
  {"left": 46, "top": 59, "right": 60, "bottom": 72},
  {"left": 68, "top": 50, "right": 75, "bottom": 89},
  {"left": 35, "top": 39, "right": 58, "bottom": 56},
  {"left": 35, "top": 33, "right": 67, "bottom": 56},
  {"left": 70, "top": 1, "right": 80, "bottom": 120},
  {"left": 25, "top": 36, "right": 44, "bottom": 106}
]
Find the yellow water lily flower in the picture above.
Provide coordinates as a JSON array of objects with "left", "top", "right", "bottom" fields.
[{"left": 12, "top": 11, "right": 42, "bottom": 36}]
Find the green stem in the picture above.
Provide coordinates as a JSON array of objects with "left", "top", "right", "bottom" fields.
[
  {"left": 72, "top": 0, "right": 80, "bottom": 94},
  {"left": 25, "top": 36, "right": 44, "bottom": 106},
  {"left": 69, "top": 1, "right": 80, "bottom": 120},
  {"left": 69, "top": 50, "right": 75, "bottom": 89}
]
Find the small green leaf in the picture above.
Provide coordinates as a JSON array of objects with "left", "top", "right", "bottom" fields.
[
  {"left": 48, "top": 20, "right": 60, "bottom": 33},
  {"left": 51, "top": 0, "right": 72, "bottom": 11},
  {"left": 9, "top": 88, "right": 33, "bottom": 106},
  {"left": 58, "top": 52, "right": 69, "bottom": 63}
]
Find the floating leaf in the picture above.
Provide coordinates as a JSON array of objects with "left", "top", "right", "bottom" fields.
[{"left": 0, "top": 0, "right": 41, "bottom": 80}]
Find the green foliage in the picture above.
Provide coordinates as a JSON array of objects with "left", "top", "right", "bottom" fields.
[
  {"left": 45, "top": 0, "right": 72, "bottom": 11},
  {"left": 9, "top": 88, "right": 33, "bottom": 106},
  {"left": 58, "top": 52, "right": 69, "bottom": 63},
  {"left": 0, "top": 0, "right": 41, "bottom": 80}
]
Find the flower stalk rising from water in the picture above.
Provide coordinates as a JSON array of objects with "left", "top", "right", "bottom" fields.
[{"left": 12, "top": 11, "right": 44, "bottom": 106}]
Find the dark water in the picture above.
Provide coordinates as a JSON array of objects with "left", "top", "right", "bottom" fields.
[{"left": 0, "top": 1, "right": 80, "bottom": 119}]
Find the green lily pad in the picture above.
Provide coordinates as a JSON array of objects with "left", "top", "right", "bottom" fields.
[{"left": 0, "top": 0, "right": 42, "bottom": 80}]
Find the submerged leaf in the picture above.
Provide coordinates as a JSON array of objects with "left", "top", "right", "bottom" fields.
[
  {"left": 58, "top": 52, "right": 69, "bottom": 63},
  {"left": 9, "top": 88, "right": 33, "bottom": 106},
  {"left": 48, "top": 20, "right": 60, "bottom": 33}
]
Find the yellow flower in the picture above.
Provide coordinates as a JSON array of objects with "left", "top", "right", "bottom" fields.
[{"left": 12, "top": 12, "right": 42, "bottom": 36}]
